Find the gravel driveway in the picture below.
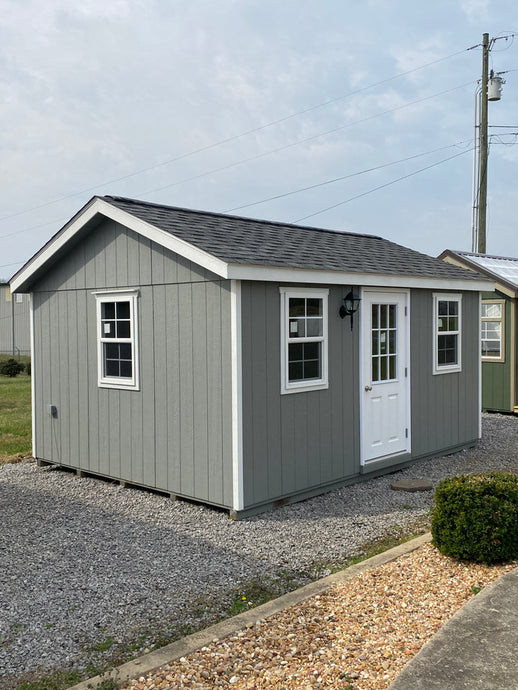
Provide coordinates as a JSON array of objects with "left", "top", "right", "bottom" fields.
[{"left": 1, "top": 413, "right": 517, "bottom": 688}]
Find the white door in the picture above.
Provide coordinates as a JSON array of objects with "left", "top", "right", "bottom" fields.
[{"left": 361, "top": 290, "right": 410, "bottom": 465}]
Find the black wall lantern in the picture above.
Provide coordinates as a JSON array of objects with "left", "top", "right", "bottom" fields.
[{"left": 339, "top": 288, "right": 361, "bottom": 330}]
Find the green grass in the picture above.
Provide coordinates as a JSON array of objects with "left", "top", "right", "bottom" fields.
[
  {"left": 0, "top": 373, "right": 32, "bottom": 462},
  {"left": 17, "top": 669, "right": 83, "bottom": 690}
]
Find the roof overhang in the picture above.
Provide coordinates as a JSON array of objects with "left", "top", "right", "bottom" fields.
[
  {"left": 10, "top": 197, "right": 493, "bottom": 294},
  {"left": 440, "top": 250, "right": 516, "bottom": 298},
  {"left": 226, "top": 263, "right": 492, "bottom": 291},
  {"left": 10, "top": 196, "right": 229, "bottom": 293}
]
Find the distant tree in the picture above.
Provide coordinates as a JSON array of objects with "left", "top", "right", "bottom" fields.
[{"left": 0, "top": 358, "right": 25, "bottom": 377}]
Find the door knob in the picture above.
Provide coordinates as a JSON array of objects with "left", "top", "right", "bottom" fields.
[{"left": 365, "top": 385, "right": 372, "bottom": 391}]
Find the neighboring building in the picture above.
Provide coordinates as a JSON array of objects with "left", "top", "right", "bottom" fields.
[
  {"left": 11, "top": 196, "right": 491, "bottom": 517},
  {"left": 0, "top": 282, "right": 31, "bottom": 357},
  {"left": 440, "top": 250, "right": 517, "bottom": 414}
]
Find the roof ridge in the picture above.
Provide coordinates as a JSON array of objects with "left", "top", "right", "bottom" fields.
[{"left": 102, "top": 195, "right": 384, "bottom": 242}]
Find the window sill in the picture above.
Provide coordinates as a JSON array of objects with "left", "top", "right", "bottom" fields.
[
  {"left": 433, "top": 366, "right": 461, "bottom": 375},
  {"left": 281, "top": 381, "right": 328, "bottom": 395},
  {"left": 98, "top": 380, "right": 140, "bottom": 391}
]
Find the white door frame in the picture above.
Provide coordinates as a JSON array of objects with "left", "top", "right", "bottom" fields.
[{"left": 359, "top": 288, "right": 411, "bottom": 466}]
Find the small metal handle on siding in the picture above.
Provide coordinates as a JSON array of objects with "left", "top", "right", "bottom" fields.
[{"left": 365, "top": 385, "right": 372, "bottom": 392}]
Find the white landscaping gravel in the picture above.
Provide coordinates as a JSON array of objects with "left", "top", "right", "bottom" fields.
[{"left": 0, "top": 413, "right": 517, "bottom": 687}]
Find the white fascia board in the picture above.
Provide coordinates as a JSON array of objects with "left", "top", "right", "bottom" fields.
[
  {"left": 226, "top": 264, "right": 493, "bottom": 292},
  {"left": 10, "top": 197, "right": 229, "bottom": 292}
]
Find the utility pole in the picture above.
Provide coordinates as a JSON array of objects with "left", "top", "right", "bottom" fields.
[
  {"left": 478, "top": 33, "right": 489, "bottom": 253},
  {"left": 472, "top": 32, "right": 507, "bottom": 254}
]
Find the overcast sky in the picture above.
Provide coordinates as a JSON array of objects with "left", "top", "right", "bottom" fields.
[{"left": 1, "top": 0, "right": 517, "bottom": 280}]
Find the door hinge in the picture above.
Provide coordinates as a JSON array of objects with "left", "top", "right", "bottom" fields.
[{"left": 405, "top": 428, "right": 408, "bottom": 438}]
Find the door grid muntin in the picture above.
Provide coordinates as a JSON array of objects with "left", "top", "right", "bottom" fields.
[{"left": 371, "top": 303, "right": 397, "bottom": 382}]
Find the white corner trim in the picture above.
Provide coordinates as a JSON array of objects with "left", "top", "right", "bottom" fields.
[
  {"left": 230, "top": 280, "right": 244, "bottom": 512},
  {"left": 478, "top": 293, "right": 486, "bottom": 439},
  {"left": 29, "top": 295, "right": 36, "bottom": 459}
]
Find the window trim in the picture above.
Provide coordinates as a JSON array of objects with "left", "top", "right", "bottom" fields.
[
  {"left": 93, "top": 289, "right": 140, "bottom": 390},
  {"left": 280, "top": 287, "right": 329, "bottom": 395},
  {"left": 433, "top": 293, "right": 462, "bottom": 375},
  {"left": 481, "top": 298, "right": 505, "bottom": 362}
]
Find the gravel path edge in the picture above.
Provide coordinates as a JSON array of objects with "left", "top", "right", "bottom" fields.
[{"left": 68, "top": 533, "right": 433, "bottom": 690}]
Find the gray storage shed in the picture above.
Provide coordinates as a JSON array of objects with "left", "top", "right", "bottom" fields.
[
  {"left": 10, "top": 196, "right": 491, "bottom": 517},
  {"left": 0, "top": 283, "right": 31, "bottom": 356},
  {"left": 440, "top": 250, "right": 518, "bottom": 414}
]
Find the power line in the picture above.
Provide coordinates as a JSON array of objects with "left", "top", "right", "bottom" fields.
[
  {"left": 140, "top": 81, "right": 475, "bottom": 198},
  {"left": 224, "top": 140, "right": 473, "bottom": 213},
  {"left": 0, "top": 260, "right": 26, "bottom": 269},
  {"left": 0, "top": 83, "right": 474, "bottom": 244},
  {"left": 0, "top": 47, "right": 473, "bottom": 223},
  {"left": 0, "top": 215, "right": 70, "bottom": 242},
  {"left": 293, "top": 148, "right": 473, "bottom": 223}
]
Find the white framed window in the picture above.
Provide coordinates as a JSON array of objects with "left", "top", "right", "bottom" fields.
[
  {"left": 433, "top": 293, "right": 462, "bottom": 375},
  {"left": 481, "top": 299, "right": 505, "bottom": 362},
  {"left": 93, "top": 289, "right": 140, "bottom": 390},
  {"left": 280, "top": 287, "right": 329, "bottom": 394}
]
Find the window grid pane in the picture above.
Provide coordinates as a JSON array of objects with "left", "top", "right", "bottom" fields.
[
  {"left": 288, "top": 342, "right": 321, "bottom": 382},
  {"left": 482, "top": 303, "right": 502, "bottom": 319},
  {"left": 437, "top": 334, "right": 458, "bottom": 365}
]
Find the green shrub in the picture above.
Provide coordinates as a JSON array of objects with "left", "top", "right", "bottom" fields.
[
  {"left": 0, "top": 358, "right": 25, "bottom": 377},
  {"left": 431, "top": 472, "right": 518, "bottom": 564}
]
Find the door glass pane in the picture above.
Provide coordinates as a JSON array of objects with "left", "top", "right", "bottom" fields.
[
  {"left": 372, "top": 331, "right": 379, "bottom": 356},
  {"left": 380, "top": 304, "right": 387, "bottom": 328},
  {"left": 371, "top": 304, "right": 378, "bottom": 329},
  {"left": 372, "top": 357, "right": 379, "bottom": 382},
  {"left": 389, "top": 330, "right": 396, "bottom": 354},
  {"left": 380, "top": 356, "right": 387, "bottom": 380},
  {"left": 389, "top": 305, "right": 396, "bottom": 329}
]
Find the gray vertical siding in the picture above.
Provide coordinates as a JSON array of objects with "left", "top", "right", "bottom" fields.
[
  {"left": 241, "top": 284, "right": 479, "bottom": 511},
  {"left": 240, "top": 282, "right": 360, "bottom": 509},
  {"left": 0, "top": 286, "right": 31, "bottom": 356},
  {"left": 31, "top": 219, "right": 233, "bottom": 509},
  {"left": 409, "top": 289, "right": 480, "bottom": 458}
]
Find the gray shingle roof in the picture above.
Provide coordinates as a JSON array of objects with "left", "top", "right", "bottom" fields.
[{"left": 103, "top": 196, "right": 482, "bottom": 282}]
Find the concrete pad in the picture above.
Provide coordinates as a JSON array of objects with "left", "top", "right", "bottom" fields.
[
  {"left": 389, "top": 565, "right": 518, "bottom": 689},
  {"left": 68, "top": 533, "right": 432, "bottom": 689},
  {"left": 390, "top": 479, "right": 433, "bottom": 492}
]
